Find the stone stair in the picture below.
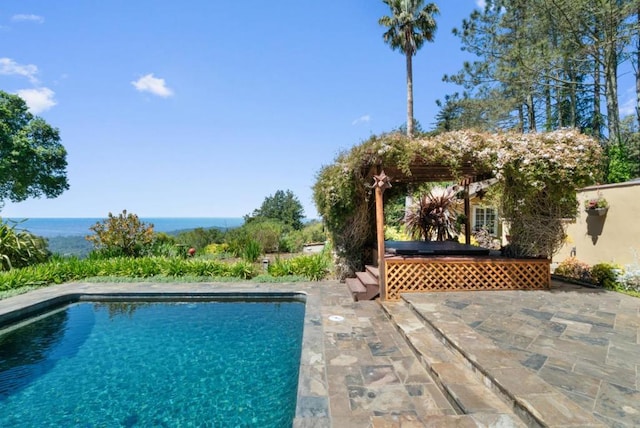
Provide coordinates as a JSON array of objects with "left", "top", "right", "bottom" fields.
[
  {"left": 346, "top": 265, "right": 380, "bottom": 301},
  {"left": 381, "top": 300, "right": 606, "bottom": 428}
]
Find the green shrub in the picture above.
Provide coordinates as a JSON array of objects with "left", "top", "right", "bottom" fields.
[
  {"left": 228, "top": 260, "right": 256, "bottom": 279},
  {"left": 226, "top": 219, "right": 285, "bottom": 255},
  {"left": 0, "top": 219, "right": 50, "bottom": 270},
  {"left": 290, "top": 253, "right": 331, "bottom": 280},
  {"left": 0, "top": 256, "right": 260, "bottom": 292},
  {"left": 590, "top": 263, "right": 621, "bottom": 289},
  {"left": 280, "top": 230, "right": 305, "bottom": 253},
  {"left": 384, "top": 225, "right": 410, "bottom": 241},
  {"left": 268, "top": 257, "right": 293, "bottom": 277},
  {"left": 86, "top": 210, "right": 154, "bottom": 257},
  {"left": 146, "top": 241, "right": 180, "bottom": 258},
  {"left": 301, "top": 220, "right": 327, "bottom": 243},
  {"left": 242, "top": 240, "right": 262, "bottom": 262},
  {"left": 244, "top": 220, "right": 284, "bottom": 253},
  {"left": 268, "top": 251, "right": 332, "bottom": 281},
  {"left": 143, "top": 233, "right": 178, "bottom": 257},
  {"left": 204, "top": 242, "right": 229, "bottom": 255},
  {"left": 174, "top": 227, "right": 224, "bottom": 250}
]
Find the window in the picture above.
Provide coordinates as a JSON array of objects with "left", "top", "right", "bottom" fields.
[{"left": 473, "top": 207, "right": 497, "bottom": 235}]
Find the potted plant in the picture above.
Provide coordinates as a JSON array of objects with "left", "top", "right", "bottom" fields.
[{"left": 584, "top": 195, "right": 608, "bottom": 216}]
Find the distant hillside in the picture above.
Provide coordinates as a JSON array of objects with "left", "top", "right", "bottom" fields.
[
  {"left": 47, "top": 236, "right": 92, "bottom": 258},
  {"left": 44, "top": 226, "right": 230, "bottom": 258}
]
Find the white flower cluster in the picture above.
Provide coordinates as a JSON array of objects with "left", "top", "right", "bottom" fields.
[{"left": 406, "top": 129, "right": 598, "bottom": 185}]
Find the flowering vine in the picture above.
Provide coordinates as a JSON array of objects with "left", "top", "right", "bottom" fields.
[{"left": 313, "top": 129, "right": 602, "bottom": 274}]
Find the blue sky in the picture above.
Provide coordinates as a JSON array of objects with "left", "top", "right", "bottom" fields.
[{"left": 1, "top": 1, "right": 634, "bottom": 219}]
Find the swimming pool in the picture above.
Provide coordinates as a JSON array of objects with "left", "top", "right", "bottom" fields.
[{"left": 0, "top": 296, "right": 305, "bottom": 427}]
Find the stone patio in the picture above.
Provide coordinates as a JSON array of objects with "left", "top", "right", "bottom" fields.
[
  {"left": 0, "top": 279, "right": 638, "bottom": 426},
  {"left": 402, "top": 281, "right": 640, "bottom": 427}
]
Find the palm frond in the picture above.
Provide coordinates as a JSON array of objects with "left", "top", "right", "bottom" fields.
[{"left": 404, "top": 188, "right": 461, "bottom": 241}]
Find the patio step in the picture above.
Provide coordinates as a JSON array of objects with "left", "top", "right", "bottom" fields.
[
  {"left": 346, "top": 277, "right": 366, "bottom": 294},
  {"left": 382, "top": 300, "right": 606, "bottom": 428},
  {"left": 346, "top": 269, "right": 380, "bottom": 301},
  {"left": 355, "top": 270, "right": 377, "bottom": 286},
  {"left": 365, "top": 264, "right": 379, "bottom": 278},
  {"left": 381, "top": 301, "right": 527, "bottom": 426}
]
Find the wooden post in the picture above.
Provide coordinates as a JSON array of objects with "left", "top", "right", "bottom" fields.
[
  {"left": 373, "top": 171, "right": 391, "bottom": 300},
  {"left": 464, "top": 182, "right": 471, "bottom": 245}
]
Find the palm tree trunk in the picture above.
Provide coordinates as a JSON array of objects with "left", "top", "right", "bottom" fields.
[
  {"left": 406, "top": 51, "right": 414, "bottom": 138},
  {"left": 636, "top": 5, "right": 640, "bottom": 125}
]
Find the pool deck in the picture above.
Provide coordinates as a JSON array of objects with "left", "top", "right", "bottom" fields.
[{"left": 0, "top": 280, "right": 638, "bottom": 427}]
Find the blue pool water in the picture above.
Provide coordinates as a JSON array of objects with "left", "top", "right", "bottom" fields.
[{"left": 0, "top": 299, "right": 305, "bottom": 427}]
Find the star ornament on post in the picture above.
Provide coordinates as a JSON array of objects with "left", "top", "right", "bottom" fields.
[{"left": 373, "top": 170, "right": 392, "bottom": 191}]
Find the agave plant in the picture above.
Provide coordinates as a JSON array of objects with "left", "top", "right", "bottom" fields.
[{"left": 404, "top": 188, "right": 461, "bottom": 241}]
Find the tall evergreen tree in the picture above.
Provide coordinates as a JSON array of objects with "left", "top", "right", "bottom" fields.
[
  {"left": 379, "top": 0, "right": 439, "bottom": 138},
  {"left": 444, "top": 0, "right": 637, "bottom": 143}
]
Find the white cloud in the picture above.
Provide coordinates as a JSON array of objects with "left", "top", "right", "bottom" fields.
[
  {"left": 352, "top": 114, "right": 371, "bottom": 126},
  {"left": 619, "top": 88, "right": 637, "bottom": 117},
  {"left": 16, "top": 87, "right": 57, "bottom": 114},
  {"left": 620, "top": 98, "right": 636, "bottom": 117},
  {"left": 0, "top": 57, "right": 39, "bottom": 84},
  {"left": 11, "top": 14, "right": 44, "bottom": 24},
  {"left": 476, "top": 0, "right": 487, "bottom": 8},
  {"left": 131, "top": 73, "right": 174, "bottom": 97}
]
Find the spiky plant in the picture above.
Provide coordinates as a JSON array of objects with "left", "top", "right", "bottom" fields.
[
  {"left": 404, "top": 188, "right": 460, "bottom": 241},
  {"left": 0, "top": 219, "right": 50, "bottom": 270}
]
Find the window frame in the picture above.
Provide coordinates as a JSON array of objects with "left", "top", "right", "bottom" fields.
[{"left": 472, "top": 206, "right": 498, "bottom": 236}]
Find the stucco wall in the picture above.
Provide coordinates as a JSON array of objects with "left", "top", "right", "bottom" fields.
[{"left": 555, "top": 180, "right": 640, "bottom": 267}]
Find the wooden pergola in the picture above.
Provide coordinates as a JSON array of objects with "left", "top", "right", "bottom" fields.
[{"left": 368, "top": 161, "right": 550, "bottom": 301}]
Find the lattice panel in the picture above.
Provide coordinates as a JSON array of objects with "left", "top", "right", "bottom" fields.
[{"left": 385, "top": 258, "right": 550, "bottom": 300}]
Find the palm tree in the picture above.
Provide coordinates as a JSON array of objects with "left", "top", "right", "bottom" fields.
[{"left": 379, "top": 0, "right": 439, "bottom": 138}]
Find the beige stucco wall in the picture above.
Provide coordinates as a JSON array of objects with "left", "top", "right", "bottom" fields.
[{"left": 555, "top": 180, "right": 640, "bottom": 267}]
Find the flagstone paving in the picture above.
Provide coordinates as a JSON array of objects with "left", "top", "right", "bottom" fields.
[{"left": 403, "top": 281, "right": 640, "bottom": 427}]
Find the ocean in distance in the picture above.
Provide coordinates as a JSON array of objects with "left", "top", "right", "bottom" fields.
[{"left": 8, "top": 217, "right": 245, "bottom": 238}]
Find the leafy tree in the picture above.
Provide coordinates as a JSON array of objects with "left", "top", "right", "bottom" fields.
[
  {"left": 620, "top": 115, "right": 640, "bottom": 177},
  {"left": 606, "top": 142, "right": 633, "bottom": 183},
  {"left": 245, "top": 189, "right": 304, "bottom": 230},
  {"left": 86, "top": 210, "right": 155, "bottom": 257},
  {"left": 226, "top": 219, "right": 283, "bottom": 255},
  {"left": 174, "top": 227, "right": 224, "bottom": 250},
  {"left": 379, "top": 0, "right": 439, "bottom": 138},
  {"left": 0, "top": 91, "right": 68, "bottom": 207}
]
